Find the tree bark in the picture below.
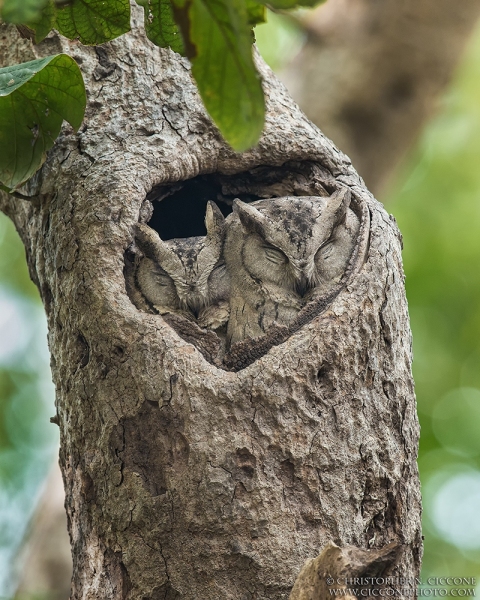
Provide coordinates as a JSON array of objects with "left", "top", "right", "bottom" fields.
[
  {"left": 282, "top": 0, "right": 480, "bottom": 195},
  {"left": 1, "top": 10, "right": 421, "bottom": 600}
]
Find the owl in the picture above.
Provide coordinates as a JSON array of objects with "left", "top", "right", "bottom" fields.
[
  {"left": 135, "top": 201, "right": 230, "bottom": 331},
  {"left": 224, "top": 189, "right": 360, "bottom": 346}
]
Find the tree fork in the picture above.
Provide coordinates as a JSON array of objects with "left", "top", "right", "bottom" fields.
[{"left": 0, "top": 12, "right": 421, "bottom": 600}]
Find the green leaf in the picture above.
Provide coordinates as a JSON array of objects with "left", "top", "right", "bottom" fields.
[
  {"left": 136, "top": 0, "right": 185, "bottom": 54},
  {"left": 1, "top": 0, "right": 48, "bottom": 24},
  {"left": 185, "top": 0, "right": 265, "bottom": 152},
  {"left": 0, "top": 54, "right": 86, "bottom": 190},
  {"left": 55, "top": 0, "right": 131, "bottom": 45},
  {"left": 24, "top": 0, "right": 57, "bottom": 43},
  {"left": 245, "top": 0, "right": 265, "bottom": 25}
]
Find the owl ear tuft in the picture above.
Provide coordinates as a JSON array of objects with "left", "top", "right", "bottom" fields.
[
  {"left": 323, "top": 188, "right": 351, "bottom": 228},
  {"left": 134, "top": 223, "right": 173, "bottom": 263},
  {"left": 205, "top": 201, "right": 225, "bottom": 241},
  {"left": 233, "top": 199, "right": 268, "bottom": 237}
]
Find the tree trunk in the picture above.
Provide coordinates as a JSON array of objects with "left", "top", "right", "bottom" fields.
[
  {"left": 1, "top": 11, "right": 421, "bottom": 600},
  {"left": 282, "top": 0, "right": 480, "bottom": 195}
]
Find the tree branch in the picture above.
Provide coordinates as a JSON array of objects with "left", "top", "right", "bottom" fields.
[{"left": 283, "top": 0, "right": 480, "bottom": 195}]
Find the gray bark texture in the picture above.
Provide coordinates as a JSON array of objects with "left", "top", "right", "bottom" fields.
[
  {"left": 1, "top": 9, "right": 421, "bottom": 599},
  {"left": 283, "top": 0, "right": 480, "bottom": 195}
]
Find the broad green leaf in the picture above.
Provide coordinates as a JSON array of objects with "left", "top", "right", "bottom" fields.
[
  {"left": 245, "top": 0, "right": 265, "bottom": 25},
  {"left": 136, "top": 0, "right": 184, "bottom": 54},
  {"left": 24, "top": 0, "right": 57, "bottom": 43},
  {"left": 1, "top": 0, "right": 48, "bottom": 24},
  {"left": 0, "top": 54, "right": 86, "bottom": 189},
  {"left": 186, "top": 0, "right": 265, "bottom": 152},
  {"left": 55, "top": 0, "right": 131, "bottom": 45}
]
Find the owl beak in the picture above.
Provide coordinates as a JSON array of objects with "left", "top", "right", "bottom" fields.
[
  {"left": 292, "top": 261, "right": 315, "bottom": 297},
  {"left": 186, "top": 297, "right": 200, "bottom": 318},
  {"left": 184, "top": 283, "right": 208, "bottom": 318},
  {"left": 295, "top": 273, "right": 313, "bottom": 297}
]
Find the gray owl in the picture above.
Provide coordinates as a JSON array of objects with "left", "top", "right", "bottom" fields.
[
  {"left": 135, "top": 201, "right": 230, "bottom": 331},
  {"left": 224, "top": 189, "right": 360, "bottom": 346}
]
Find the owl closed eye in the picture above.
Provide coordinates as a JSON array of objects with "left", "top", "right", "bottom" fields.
[
  {"left": 139, "top": 259, "right": 180, "bottom": 313},
  {"left": 151, "top": 265, "right": 174, "bottom": 286},
  {"left": 134, "top": 201, "right": 230, "bottom": 330},
  {"left": 262, "top": 245, "right": 288, "bottom": 264},
  {"left": 310, "top": 205, "right": 360, "bottom": 293},
  {"left": 317, "top": 240, "right": 334, "bottom": 259}
]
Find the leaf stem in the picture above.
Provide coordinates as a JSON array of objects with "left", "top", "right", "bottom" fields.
[{"left": 0, "top": 184, "right": 32, "bottom": 200}]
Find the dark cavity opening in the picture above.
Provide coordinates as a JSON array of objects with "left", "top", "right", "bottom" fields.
[
  {"left": 147, "top": 175, "right": 261, "bottom": 240},
  {"left": 144, "top": 162, "right": 334, "bottom": 240}
]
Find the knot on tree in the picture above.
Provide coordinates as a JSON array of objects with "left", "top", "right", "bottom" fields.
[{"left": 290, "top": 541, "right": 403, "bottom": 600}]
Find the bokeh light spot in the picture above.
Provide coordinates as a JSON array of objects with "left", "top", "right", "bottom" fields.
[{"left": 431, "top": 471, "right": 480, "bottom": 550}]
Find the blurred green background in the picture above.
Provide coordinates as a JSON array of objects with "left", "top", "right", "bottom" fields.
[
  {"left": 1, "top": 9, "right": 480, "bottom": 598},
  {"left": 0, "top": 219, "right": 58, "bottom": 596}
]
